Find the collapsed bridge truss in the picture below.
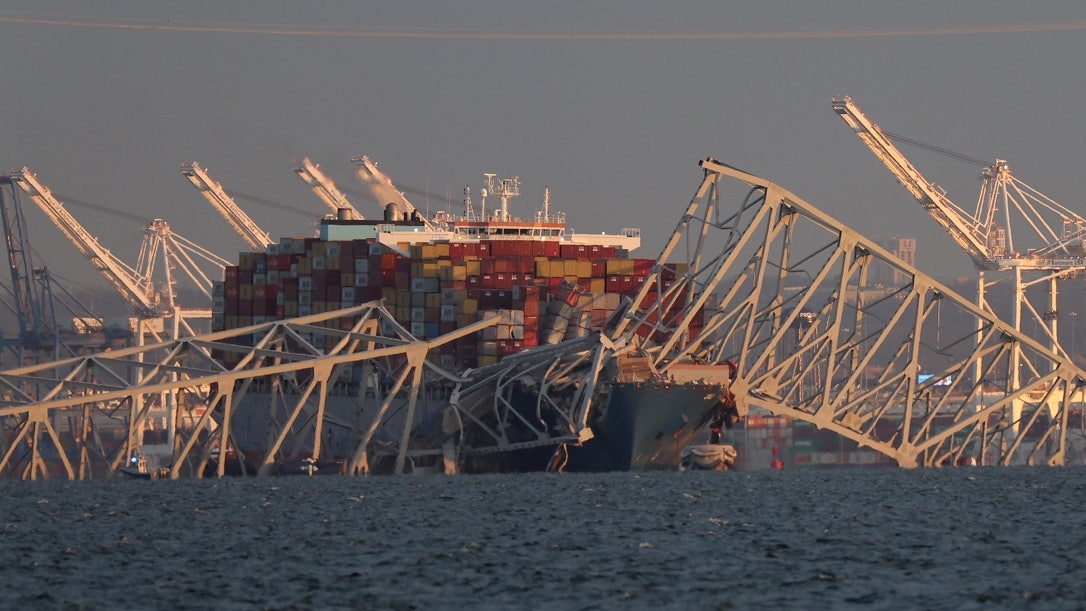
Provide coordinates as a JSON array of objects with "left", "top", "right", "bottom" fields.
[
  {"left": 1, "top": 158, "right": 1083, "bottom": 480},
  {"left": 632, "top": 158, "right": 1084, "bottom": 467}
]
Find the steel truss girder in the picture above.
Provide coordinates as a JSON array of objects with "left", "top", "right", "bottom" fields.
[
  {"left": 446, "top": 334, "right": 625, "bottom": 469},
  {"left": 0, "top": 302, "right": 503, "bottom": 480},
  {"left": 620, "top": 158, "right": 1084, "bottom": 467}
]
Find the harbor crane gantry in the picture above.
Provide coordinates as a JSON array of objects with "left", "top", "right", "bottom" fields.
[
  {"left": 180, "top": 162, "right": 275, "bottom": 251},
  {"left": 0, "top": 176, "right": 60, "bottom": 364},
  {"left": 7, "top": 167, "right": 230, "bottom": 338},
  {"left": 351, "top": 155, "right": 437, "bottom": 230},
  {"left": 9, "top": 168, "right": 160, "bottom": 320},
  {"left": 292, "top": 157, "right": 363, "bottom": 220},
  {"left": 831, "top": 96, "right": 1086, "bottom": 381}
]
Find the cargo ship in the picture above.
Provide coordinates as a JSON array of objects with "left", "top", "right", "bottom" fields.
[{"left": 211, "top": 171, "right": 725, "bottom": 473}]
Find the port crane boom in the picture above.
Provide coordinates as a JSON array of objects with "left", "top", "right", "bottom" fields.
[
  {"left": 351, "top": 155, "right": 436, "bottom": 230},
  {"left": 831, "top": 96, "right": 1086, "bottom": 270},
  {"left": 9, "top": 168, "right": 158, "bottom": 319},
  {"left": 831, "top": 96, "right": 993, "bottom": 268},
  {"left": 180, "top": 162, "right": 274, "bottom": 251},
  {"left": 292, "top": 158, "right": 363, "bottom": 220}
]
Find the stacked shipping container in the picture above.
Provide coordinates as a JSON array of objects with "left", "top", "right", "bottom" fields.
[{"left": 212, "top": 234, "right": 700, "bottom": 372}]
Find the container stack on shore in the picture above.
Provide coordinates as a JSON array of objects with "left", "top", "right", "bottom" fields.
[{"left": 211, "top": 234, "right": 697, "bottom": 372}]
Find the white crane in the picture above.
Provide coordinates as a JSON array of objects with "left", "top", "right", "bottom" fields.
[
  {"left": 832, "top": 96, "right": 1086, "bottom": 399},
  {"left": 10, "top": 167, "right": 159, "bottom": 319},
  {"left": 8, "top": 168, "right": 229, "bottom": 338},
  {"left": 351, "top": 155, "right": 436, "bottom": 230},
  {"left": 180, "top": 162, "right": 274, "bottom": 251},
  {"left": 292, "top": 158, "right": 363, "bottom": 220}
]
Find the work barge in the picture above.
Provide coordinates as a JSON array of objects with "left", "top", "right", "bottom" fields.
[{"left": 1, "top": 158, "right": 1084, "bottom": 480}]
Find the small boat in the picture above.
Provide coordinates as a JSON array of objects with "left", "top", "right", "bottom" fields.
[{"left": 679, "top": 444, "right": 738, "bottom": 471}]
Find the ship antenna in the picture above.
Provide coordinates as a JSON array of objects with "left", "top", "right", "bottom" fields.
[
  {"left": 463, "top": 186, "right": 475, "bottom": 221},
  {"left": 544, "top": 186, "right": 551, "bottom": 223}
]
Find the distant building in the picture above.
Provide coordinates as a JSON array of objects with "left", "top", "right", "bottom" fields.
[{"left": 873, "top": 236, "right": 917, "bottom": 286}]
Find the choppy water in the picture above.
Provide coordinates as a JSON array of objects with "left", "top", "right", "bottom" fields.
[{"left": 1, "top": 467, "right": 1084, "bottom": 610}]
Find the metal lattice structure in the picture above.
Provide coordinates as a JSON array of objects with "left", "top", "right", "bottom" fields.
[
  {"left": 0, "top": 303, "right": 503, "bottom": 479},
  {"left": 631, "top": 158, "right": 1083, "bottom": 467},
  {"left": 1, "top": 158, "right": 1083, "bottom": 481}
]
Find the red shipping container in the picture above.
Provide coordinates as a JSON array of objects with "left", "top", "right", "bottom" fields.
[
  {"left": 225, "top": 283, "right": 239, "bottom": 299},
  {"left": 633, "top": 259, "right": 654, "bottom": 276},
  {"left": 224, "top": 266, "right": 239, "bottom": 282}
]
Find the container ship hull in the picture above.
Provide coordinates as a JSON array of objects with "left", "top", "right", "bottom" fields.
[{"left": 561, "top": 382, "right": 728, "bottom": 472}]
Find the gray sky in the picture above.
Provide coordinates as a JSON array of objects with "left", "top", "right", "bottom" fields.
[{"left": 3, "top": 1, "right": 1086, "bottom": 304}]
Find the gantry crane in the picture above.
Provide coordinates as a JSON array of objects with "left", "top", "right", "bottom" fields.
[
  {"left": 832, "top": 96, "right": 1086, "bottom": 392},
  {"left": 9, "top": 168, "right": 160, "bottom": 320},
  {"left": 351, "top": 155, "right": 436, "bottom": 230},
  {"left": 180, "top": 162, "right": 274, "bottom": 251},
  {"left": 0, "top": 176, "right": 59, "bottom": 364},
  {"left": 292, "top": 158, "right": 363, "bottom": 220},
  {"left": 8, "top": 168, "right": 230, "bottom": 338}
]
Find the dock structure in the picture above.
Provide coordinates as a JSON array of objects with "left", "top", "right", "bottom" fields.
[{"left": 1, "top": 159, "right": 1083, "bottom": 480}]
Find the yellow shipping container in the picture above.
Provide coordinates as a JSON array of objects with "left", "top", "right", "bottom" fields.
[
  {"left": 311, "top": 242, "right": 326, "bottom": 258},
  {"left": 326, "top": 255, "right": 340, "bottom": 271},
  {"left": 535, "top": 259, "right": 551, "bottom": 278},
  {"left": 426, "top": 293, "right": 442, "bottom": 308},
  {"left": 435, "top": 243, "right": 450, "bottom": 258},
  {"left": 421, "top": 244, "right": 437, "bottom": 259},
  {"left": 465, "top": 260, "right": 481, "bottom": 275},
  {"left": 462, "top": 298, "right": 478, "bottom": 314},
  {"left": 458, "top": 313, "right": 476, "bottom": 327},
  {"left": 590, "top": 278, "right": 605, "bottom": 294},
  {"left": 341, "top": 273, "right": 354, "bottom": 286},
  {"left": 423, "top": 262, "right": 440, "bottom": 278},
  {"left": 563, "top": 259, "right": 579, "bottom": 277},
  {"left": 477, "top": 355, "right": 499, "bottom": 367},
  {"left": 297, "top": 257, "right": 312, "bottom": 274}
]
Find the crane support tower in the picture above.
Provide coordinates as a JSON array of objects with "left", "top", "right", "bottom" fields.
[
  {"left": 292, "top": 158, "right": 363, "bottom": 220},
  {"left": 180, "top": 162, "right": 274, "bottom": 251}
]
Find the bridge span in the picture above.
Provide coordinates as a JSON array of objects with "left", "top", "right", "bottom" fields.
[{"left": 1, "top": 159, "right": 1083, "bottom": 479}]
